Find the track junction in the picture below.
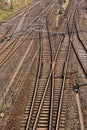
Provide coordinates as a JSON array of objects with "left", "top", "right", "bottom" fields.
[{"left": 0, "top": 0, "right": 87, "bottom": 130}]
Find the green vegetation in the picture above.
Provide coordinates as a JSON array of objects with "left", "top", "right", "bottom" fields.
[
  {"left": 0, "top": 0, "right": 33, "bottom": 21},
  {"left": 85, "top": 21, "right": 87, "bottom": 26},
  {"left": 0, "top": 103, "right": 10, "bottom": 112},
  {"left": 56, "top": 13, "right": 61, "bottom": 21},
  {"left": 62, "top": 0, "right": 69, "bottom": 11},
  {"left": 56, "top": 0, "right": 69, "bottom": 20}
]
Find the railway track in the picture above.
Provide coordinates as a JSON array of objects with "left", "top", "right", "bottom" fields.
[
  {"left": 0, "top": 0, "right": 87, "bottom": 130},
  {"left": 68, "top": 1, "right": 86, "bottom": 130},
  {"left": 0, "top": 0, "right": 41, "bottom": 32},
  {"left": 73, "top": 8, "right": 87, "bottom": 76},
  {"left": 0, "top": 0, "right": 57, "bottom": 68},
  {"left": 20, "top": 1, "right": 86, "bottom": 130},
  {"left": 20, "top": 1, "right": 73, "bottom": 130},
  {"left": 0, "top": 0, "right": 42, "bottom": 44},
  {"left": 0, "top": 0, "right": 59, "bottom": 108},
  {"left": 20, "top": 27, "right": 71, "bottom": 130},
  {"left": 20, "top": 14, "right": 52, "bottom": 130}
]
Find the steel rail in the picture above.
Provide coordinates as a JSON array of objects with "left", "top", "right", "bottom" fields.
[
  {"left": 31, "top": 1, "right": 76, "bottom": 129},
  {"left": 0, "top": 17, "right": 21, "bottom": 42},
  {"left": 24, "top": 1, "right": 85, "bottom": 130},
  {"left": 0, "top": 0, "right": 56, "bottom": 43},
  {"left": 67, "top": 0, "right": 85, "bottom": 34},
  {"left": 71, "top": 1, "right": 87, "bottom": 77},
  {"left": 0, "top": 1, "right": 42, "bottom": 44},
  {"left": 45, "top": 15, "right": 53, "bottom": 130},
  {"left": 32, "top": 35, "right": 64, "bottom": 130},
  {"left": 74, "top": 10, "right": 87, "bottom": 52},
  {"left": 55, "top": 1, "right": 85, "bottom": 129},
  {"left": 0, "top": 0, "right": 55, "bottom": 68},
  {"left": 56, "top": 40, "right": 71, "bottom": 130},
  {"left": 0, "top": 0, "right": 41, "bottom": 30},
  {"left": 25, "top": 10, "right": 54, "bottom": 130},
  {"left": 71, "top": 42, "right": 87, "bottom": 77},
  {"left": 67, "top": 2, "right": 86, "bottom": 130},
  {"left": 49, "top": 12, "right": 69, "bottom": 130},
  {"left": 0, "top": 37, "right": 18, "bottom": 52},
  {"left": 0, "top": 34, "right": 29, "bottom": 67},
  {"left": 25, "top": 22, "right": 43, "bottom": 130},
  {"left": 71, "top": 2, "right": 85, "bottom": 130}
]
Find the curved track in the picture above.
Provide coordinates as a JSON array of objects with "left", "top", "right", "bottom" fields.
[
  {"left": 0, "top": 0, "right": 56, "bottom": 68},
  {"left": 0, "top": 0, "right": 86, "bottom": 130}
]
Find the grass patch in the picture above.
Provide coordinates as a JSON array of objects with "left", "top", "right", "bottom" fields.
[
  {"left": 0, "top": 103, "right": 10, "bottom": 112},
  {"left": 0, "top": 0, "right": 33, "bottom": 21},
  {"left": 56, "top": 13, "right": 62, "bottom": 20},
  {"left": 85, "top": 21, "right": 87, "bottom": 26},
  {"left": 62, "top": 0, "right": 69, "bottom": 11},
  {"left": 56, "top": 0, "right": 69, "bottom": 20}
]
